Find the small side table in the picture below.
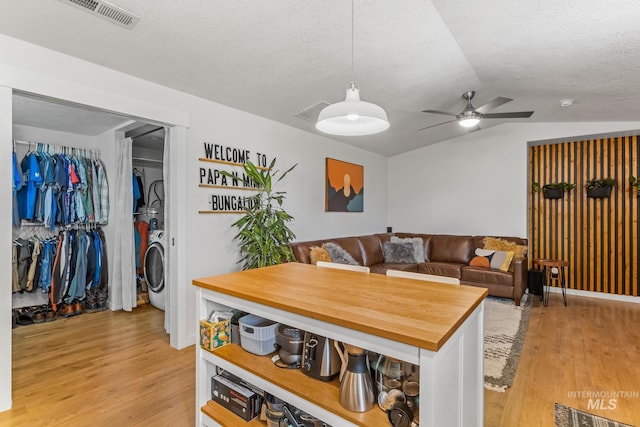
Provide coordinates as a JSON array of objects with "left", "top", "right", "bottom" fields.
[{"left": 533, "top": 259, "right": 568, "bottom": 307}]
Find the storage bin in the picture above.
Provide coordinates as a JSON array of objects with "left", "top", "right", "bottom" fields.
[
  {"left": 239, "top": 314, "right": 278, "bottom": 355},
  {"left": 199, "top": 318, "right": 231, "bottom": 351}
]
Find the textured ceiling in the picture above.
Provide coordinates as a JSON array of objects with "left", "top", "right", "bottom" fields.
[{"left": 3, "top": 0, "right": 640, "bottom": 156}]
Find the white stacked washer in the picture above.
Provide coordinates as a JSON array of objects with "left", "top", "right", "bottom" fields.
[{"left": 144, "top": 230, "right": 166, "bottom": 310}]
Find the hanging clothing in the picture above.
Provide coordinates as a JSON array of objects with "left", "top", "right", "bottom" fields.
[{"left": 12, "top": 151, "right": 24, "bottom": 228}]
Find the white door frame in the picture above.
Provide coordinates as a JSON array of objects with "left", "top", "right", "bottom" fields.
[{"left": 0, "top": 82, "right": 190, "bottom": 412}]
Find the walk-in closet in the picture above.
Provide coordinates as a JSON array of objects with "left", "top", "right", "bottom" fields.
[{"left": 10, "top": 93, "right": 170, "bottom": 329}]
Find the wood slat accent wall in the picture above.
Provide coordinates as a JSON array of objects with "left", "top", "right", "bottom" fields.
[{"left": 528, "top": 135, "right": 639, "bottom": 296}]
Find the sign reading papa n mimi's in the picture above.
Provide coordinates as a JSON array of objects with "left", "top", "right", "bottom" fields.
[{"left": 198, "top": 142, "right": 270, "bottom": 214}]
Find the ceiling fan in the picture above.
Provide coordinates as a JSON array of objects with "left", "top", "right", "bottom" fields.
[{"left": 419, "top": 91, "right": 534, "bottom": 131}]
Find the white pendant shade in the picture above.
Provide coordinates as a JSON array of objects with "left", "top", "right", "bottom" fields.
[{"left": 316, "top": 84, "right": 389, "bottom": 136}]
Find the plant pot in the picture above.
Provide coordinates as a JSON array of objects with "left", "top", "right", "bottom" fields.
[
  {"left": 587, "top": 186, "right": 612, "bottom": 198},
  {"left": 542, "top": 188, "right": 564, "bottom": 199}
]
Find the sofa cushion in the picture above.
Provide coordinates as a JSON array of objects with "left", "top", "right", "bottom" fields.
[
  {"left": 390, "top": 236, "right": 425, "bottom": 262},
  {"left": 461, "top": 266, "right": 514, "bottom": 287},
  {"left": 383, "top": 242, "right": 416, "bottom": 263},
  {"left": 417, "top": 262, "right": 464, "bottom": 278},
  {"left": 428, "top": 235, "right": 474, "bottom": 264},
  {"left": 357, "top": 234, "right": 388, "bottom": 266},
  {"left": 322, "top": 242, "right": 359, "bottom": 265}
]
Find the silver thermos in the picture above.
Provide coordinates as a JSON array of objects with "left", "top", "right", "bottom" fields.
[{"left": 335, "top": 343, "right": 375, "bottom": 412}]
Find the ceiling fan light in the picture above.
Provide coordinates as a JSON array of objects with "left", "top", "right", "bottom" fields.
[
  {"left": 316, "top": 85, "right": 389, "bottom": 136},
  {"left": 458, "top": 117, "right": 480, "bottom": 128}
]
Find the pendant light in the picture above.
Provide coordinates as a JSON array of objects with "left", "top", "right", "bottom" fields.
[{"left": 316, "top": 0, "right": 389, "bottom": 136}]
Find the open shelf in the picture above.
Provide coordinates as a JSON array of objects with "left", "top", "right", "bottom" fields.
[
  {"left": 201, "top": 400, "right": 263, "bottom": 426},
  {"left": 204, "top": 344, "right": 389, "bottom": 427}
]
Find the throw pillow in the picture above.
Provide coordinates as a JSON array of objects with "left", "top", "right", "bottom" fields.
[
  {"left": 483, "top": 237, "right": 528, "bottom": 258},
  {"left": 489, "top": 250, "right": 515, "bottom": 272},
  {"left": 469, "top": 256, "right": 490, "bottom": 268},
  {"left": 390, "top": 236, "right": 425, "bottom": 262},
  {"left": 483, "top": 237, "right": 527, "bottom": 272},
  {"left": 322, "top": 242, "right": 359, "bottom": 265},
  {"left": 383, "top": 242, "right": 417, "bottom": 264},
  {"left": 470, "top": 248, "right": 494, "bottom": 269},
  {"left": 309, "top": 246, "right": 332, "bottom": 265}
]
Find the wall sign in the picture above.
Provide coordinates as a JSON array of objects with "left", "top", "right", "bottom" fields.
[{"left": 198, "top": 142, "right": 270, "bottom": 214}]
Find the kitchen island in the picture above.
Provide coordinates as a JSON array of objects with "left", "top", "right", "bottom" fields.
[{"left": 193, "top": 262, "right": 487, "bottom": 427}]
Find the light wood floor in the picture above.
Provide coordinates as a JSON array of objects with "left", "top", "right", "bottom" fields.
[
  {"left": 2, "top": 295, "right": 639, "bottom": 426},
  {"left": 485, "top": 293, "right": 640, "bottom": 427},
  {"left": 0, "top": 305, "right": 194, "bottom": 427}
]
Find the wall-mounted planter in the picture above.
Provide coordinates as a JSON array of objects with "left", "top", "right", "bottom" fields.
[
  {"left": 587, "top": 186, "right": 613, "bottom": 198},
  {"left": 543, "top": 188, "right": 564, "bottom": 199}
]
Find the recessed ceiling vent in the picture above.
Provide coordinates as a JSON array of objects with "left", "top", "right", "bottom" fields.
[
  {"left": 294, "top": 101, "right": 331, "bottom": 124},
  {"left": 60, "top": 0, "right": 139, "bottom": 28}
]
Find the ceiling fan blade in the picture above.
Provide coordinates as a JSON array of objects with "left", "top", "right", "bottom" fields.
[
  {"left": 482, "top": 111, "right": 534, "bottom": 119},
  {"left": 417, "top": 119, "right": 457, "bottom": 131},
  {"left": 421, "top": 109, "right": 458, "bottom": 116},
  {"left": 475, "top": 97, "right": 512, "bottom": 114}
]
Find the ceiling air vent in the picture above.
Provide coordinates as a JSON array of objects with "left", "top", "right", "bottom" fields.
[
  {"left": 60, "top": 0, "right": 139, "bottom": 28},
  {"left": 294, "top": 101, "right": 331, "bottom": 124}
]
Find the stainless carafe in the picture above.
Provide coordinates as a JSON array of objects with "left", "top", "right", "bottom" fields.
[{"left": 335, "top": 343, "right": 375, "bottom": 412}]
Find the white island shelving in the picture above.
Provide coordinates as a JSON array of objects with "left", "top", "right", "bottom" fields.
[{"left": 193, "top": 262, "right": 486, "bottom": 427}]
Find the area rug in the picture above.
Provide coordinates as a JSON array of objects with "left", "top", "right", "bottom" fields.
[
  {"left": 483, "top": 293, "right": 531, "bottom": 392},
  {"left": 555, "top": 403, "right": 635, "bottom": 427}
]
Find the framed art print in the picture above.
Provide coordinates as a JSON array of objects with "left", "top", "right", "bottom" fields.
[{"left": 325, "top": 158, "right": 364, "bottom": 212}]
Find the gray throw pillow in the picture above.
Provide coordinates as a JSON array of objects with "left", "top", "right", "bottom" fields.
[
  {"left": 383, "top": 242, "right": 417, "bottom": 264},
  {"left": 322, "top": 242, "right": 359, "bottom": 265},
  {"left": 390, "top": 236, "right": 425, "bottom": 262}
]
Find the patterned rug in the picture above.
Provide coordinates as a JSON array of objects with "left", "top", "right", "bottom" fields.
[
  {"left": 555, "top": 403, "right": 635, "bottom": 427},
  {"left": 484, "top": 293, "right": 532, "bottom": 392}
]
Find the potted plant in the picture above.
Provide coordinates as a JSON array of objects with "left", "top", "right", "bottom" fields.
[
  {"left": 221, "top": 159, "right": 297, "bottom": 270},
  {"left": 586, "top": 177, "right": 616, "bottom": 198},
  {"left": 542, "top": 182, "right": 575, "bottom": 199},
  {"left": 630, "top": 176, "right": 640, "bottom": 194},
  {"left": 532, "top": 182, "right": 540, "bottom": 193}
]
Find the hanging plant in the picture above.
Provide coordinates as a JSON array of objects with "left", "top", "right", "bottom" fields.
[
  {"left": 586, "top": 178, "right": 616, "bottom": 198},
  {"left": 532, "top": 182, "right": 540, "bottom": 193},
  {"left": 542, "top": 182, "right": 575, "bottom": 199},
  {"left": 630, "top": 176, "right": 640, "bottom": 194}
]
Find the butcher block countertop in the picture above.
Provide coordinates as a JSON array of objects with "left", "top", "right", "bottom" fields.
[{"left": 192, "top": 262, "right": 487, "bottom": 352}]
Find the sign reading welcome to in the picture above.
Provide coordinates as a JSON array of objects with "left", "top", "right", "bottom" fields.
[{"left": 198, "top": 142, "right": 270, "bottom": 214}]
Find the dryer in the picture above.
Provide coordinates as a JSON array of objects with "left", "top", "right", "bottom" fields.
[{"left": 144, "top": 230, "right": 166, "bottom": 310}]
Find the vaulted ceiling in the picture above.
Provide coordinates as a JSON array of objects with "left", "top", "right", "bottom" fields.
[{"left": 2, "top": 1, "right": 639, "bottom": 156}]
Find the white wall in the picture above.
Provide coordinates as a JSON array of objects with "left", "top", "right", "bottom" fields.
[
  {"left": 0, "top": 33, "right": 388, "bottom": 409},
  {"left": 0, "top": 86, "right": 13, "bottom": 411},
  {"left": 388, "top": 122, "right": 640, "bottom": 237}
]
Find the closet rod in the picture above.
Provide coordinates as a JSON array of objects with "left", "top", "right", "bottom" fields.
[{"left": 13, "top": 139, "right": 101, "bottom": 156}]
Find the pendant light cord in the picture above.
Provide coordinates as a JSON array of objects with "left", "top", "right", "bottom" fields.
[{"left": 351, "top": 0, "right": 355, "bottom": 83}]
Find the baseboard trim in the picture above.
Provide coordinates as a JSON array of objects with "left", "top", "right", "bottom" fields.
[{"left": 546, "top": 287, "right": 640, "bottom": 304}]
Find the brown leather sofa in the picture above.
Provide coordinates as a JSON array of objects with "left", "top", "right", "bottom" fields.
[{"left": 290, "top": 233, "right": 528, "bottom": 305}]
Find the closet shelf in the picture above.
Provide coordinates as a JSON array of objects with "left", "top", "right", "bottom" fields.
[{"left": 132, "top": 156, "right": 162, "bottom": 164}]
